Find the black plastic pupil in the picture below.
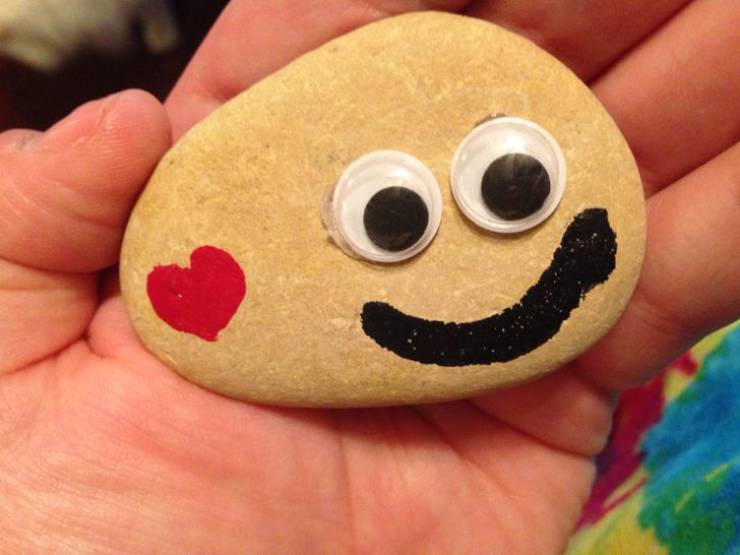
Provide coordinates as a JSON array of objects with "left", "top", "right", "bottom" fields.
[
  {"left": 363, "top": 186, "right": 429, "bottom": 252},
  {"left": 481, "top": 153, "right": 551, "bottom": 220}
]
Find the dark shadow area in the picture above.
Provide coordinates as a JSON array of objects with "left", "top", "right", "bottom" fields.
[{"left": 0, "top": 0, "right": 229, "bottom": 131}]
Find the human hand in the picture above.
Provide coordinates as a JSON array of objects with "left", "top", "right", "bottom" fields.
[{"left": 2, "top": 2, "right": 738, "bottom": 552}]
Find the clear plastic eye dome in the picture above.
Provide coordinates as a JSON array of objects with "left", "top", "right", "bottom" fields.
[
  {"left": 450, "top": 116, "right": 567, "bottom": 233},
  {"left": 326, "top": 150, "right": 442, "bottom": 263}
]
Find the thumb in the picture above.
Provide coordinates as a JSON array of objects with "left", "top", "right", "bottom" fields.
[
  {"left": 0, "top": 90, "right": 170, "bottom": 273},
  {"left": 0, "top": 91, "right": 169, "bottom": 374}
]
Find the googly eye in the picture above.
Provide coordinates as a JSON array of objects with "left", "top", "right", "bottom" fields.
[
  {"left": 450, "top": 116, "right": 566, "bottom": 233},
  {"left": 328, "top": 150, "right": 442, "bottom": 263}
]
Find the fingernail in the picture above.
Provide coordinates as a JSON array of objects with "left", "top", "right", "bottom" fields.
[
  {"left": 0, "top": 129, "right": 43, "bottom": 152},
  {"left": 41, "top": 93, "right": 121, "bottom": 149}
]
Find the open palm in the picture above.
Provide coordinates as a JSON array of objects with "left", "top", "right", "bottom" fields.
[{"left": 2, "top": 1, "right": 738, "bottom": 552}]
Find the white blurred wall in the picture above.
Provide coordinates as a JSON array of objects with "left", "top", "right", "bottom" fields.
[{"left": 0, "top": 0, "right": 178, "bottom": 71}]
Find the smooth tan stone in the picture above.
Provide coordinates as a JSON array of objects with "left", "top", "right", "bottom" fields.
[{"left": 121, "top": 12, "right": 645, "bottom": 407}]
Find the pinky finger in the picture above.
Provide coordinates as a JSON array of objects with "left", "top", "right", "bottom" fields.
[{"left": 575, "top": 142, "right": 740, "bottom": 391}]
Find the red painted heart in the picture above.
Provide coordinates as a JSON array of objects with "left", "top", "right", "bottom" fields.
[{"left": 146, "top": 246, "right": 246, "bottom": 341}]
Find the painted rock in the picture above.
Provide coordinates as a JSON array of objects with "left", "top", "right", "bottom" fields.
[{"left": 121, "top": 12, "right": 645, "bottom": 407}]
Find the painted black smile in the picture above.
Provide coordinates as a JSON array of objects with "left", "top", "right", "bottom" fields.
[{"left": 361, "top": 208, "right": 617, "bottom": 366}]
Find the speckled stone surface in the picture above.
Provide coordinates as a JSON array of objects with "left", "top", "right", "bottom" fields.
[{"left": 120, "top": 12, "right": 645, "bottom": 407}]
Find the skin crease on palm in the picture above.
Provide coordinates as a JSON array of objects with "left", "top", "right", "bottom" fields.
[{"left": 0, "top": 0, "right": 738, "bottom": 552}]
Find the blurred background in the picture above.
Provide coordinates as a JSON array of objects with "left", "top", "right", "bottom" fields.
[{"left": 0, "top": 0, "right": 229, "bottom": 131}]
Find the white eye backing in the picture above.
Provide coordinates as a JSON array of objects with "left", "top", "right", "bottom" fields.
[
  {"left": 450, "top": 116, "right": 566, "bottom": 233},
  {"left": 329, "top": 150, "right": 442, "bottom": 263}
]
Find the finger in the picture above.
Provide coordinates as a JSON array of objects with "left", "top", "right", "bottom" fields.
[
  {"left": 86, "top": 276, "right": 148, "bottom": 362},
  {"left": 465, "top": 0, "right": 689, "bottom": 80},
  {"left": 574, "top": 142, "right": 740, "bottom": 391},
  {"left": 0, "top": 90, "right": 170, "bottom": 273},
  {"left": 471, "top": 369, "right": 617, "bottom": 458},
  {"left": 0, "top": 91, "right": 170, "bottom": 374},
  {"left": 592, "top": 0, "right": 740, "bottom": 195},
  {"left": 0, "top": 259, "right": 95, "bottom": 375},
  {"left": 165, "top": 0, "right": 468, "bottom": 139}
]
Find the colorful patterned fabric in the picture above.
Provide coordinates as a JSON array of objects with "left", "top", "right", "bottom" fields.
[{"left": 568, "top": 322, "right": 740, "bottom": 555}]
